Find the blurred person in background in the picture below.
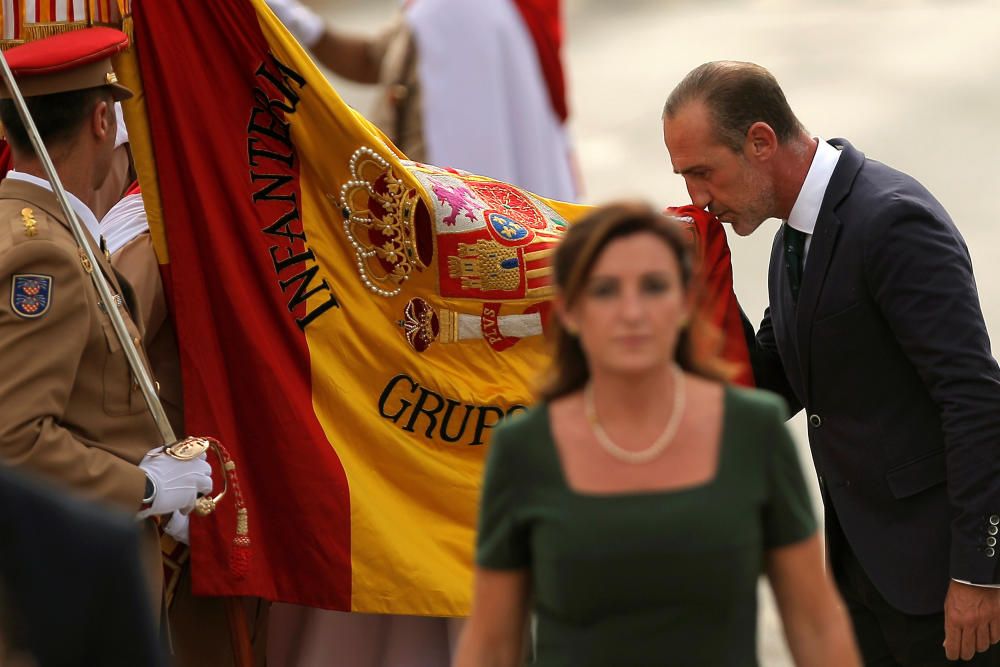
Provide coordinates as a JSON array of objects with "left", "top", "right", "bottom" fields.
[
  {"left": 91, "top": 103, "right": 135, "bottom": 220},
  {"left": 454, "top": 202, "right": 860, "bottom": 666},
  {"left": 663, "top": 60, "right": 1000, "bottom": 665},
  {"left": 265, "top": 0, "right": 578, "bottom": 202},
  {"left": 0, "top": 465, "right": 164, "bottom": 667}
]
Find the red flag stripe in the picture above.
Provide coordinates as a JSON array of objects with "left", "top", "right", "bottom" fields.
[{"left": 133, "top": 0, "right": 352, "bottom": 607}]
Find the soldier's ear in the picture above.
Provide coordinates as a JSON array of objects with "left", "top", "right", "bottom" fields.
[{"left": 90, "top": 96, "right": 113, "bottom": 143}]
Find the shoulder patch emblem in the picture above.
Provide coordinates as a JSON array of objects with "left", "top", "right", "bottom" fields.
[
  {"left": 20, "top": 208, "right": 37, "bottom": 237},
  {"left": 10, "top": 274, "right": 53, "bottom": 319}
]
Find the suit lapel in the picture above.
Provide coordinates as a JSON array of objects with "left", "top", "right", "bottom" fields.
[
  {"left": 795, "top": 138, "right": 864, "bottom": 394},
  {"left": 795, "top": 208, "right": 841, "bottom": 392}
]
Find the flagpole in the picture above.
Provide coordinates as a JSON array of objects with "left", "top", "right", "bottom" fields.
[{"left": 0, "top": 50, "right": 177, "bottom": 446}]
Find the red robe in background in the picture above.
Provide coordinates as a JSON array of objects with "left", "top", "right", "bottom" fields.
[{"left": 511, "top": 0, "right": 567, "bottom": 123}]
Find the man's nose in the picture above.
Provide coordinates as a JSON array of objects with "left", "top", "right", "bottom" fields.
[{"left": 686, "top": 182, "right": 711, "bottom": 210}]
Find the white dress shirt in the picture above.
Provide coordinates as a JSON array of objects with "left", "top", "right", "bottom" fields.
[
  {"left": 4, "top": 170, "right": 102, "bottom": 243},
  {"left": 784, "top": 138, "right": 841, "bottom": 263}
]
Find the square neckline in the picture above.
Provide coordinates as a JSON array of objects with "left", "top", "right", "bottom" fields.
[{"left": 541, "top": 384, "right": 735, "bottom": 501}]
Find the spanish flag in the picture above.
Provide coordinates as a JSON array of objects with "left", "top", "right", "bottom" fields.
[
  {"left": 122, "top": 0, "right": 584, "bottom": 615},
  {"left": 119, "top": 1, "right": 750, "bottom": 615}
]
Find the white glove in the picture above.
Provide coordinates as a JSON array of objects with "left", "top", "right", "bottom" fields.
[
  {"left": 265, "top": 0, "right": 326, "bottom": 48},
  {"left": 164, "top": 511, "right": 191, "bottom": 545},
  {"left": 137, "top": 448, "right": 213, "bottom": 519}
]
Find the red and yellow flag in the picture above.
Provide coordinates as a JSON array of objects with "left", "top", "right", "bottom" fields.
[
  {"left": 127, "top": 0, "right": 583, "bottom": 615},
  {"left": 121, "top": 0, "right": 750, "bottom": 614}
]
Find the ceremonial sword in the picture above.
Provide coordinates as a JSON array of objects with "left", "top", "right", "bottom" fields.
[{"left": 0, "top": 50, "right": 230, "bottom": 517}]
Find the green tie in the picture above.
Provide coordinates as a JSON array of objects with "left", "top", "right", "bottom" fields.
[{"left": 784, "top": 224, "right": 806, "bottom": 301}]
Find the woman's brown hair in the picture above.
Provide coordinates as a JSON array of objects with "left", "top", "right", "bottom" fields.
[{"left": 539, "top": 201, "right": 733, "bottom": 401}]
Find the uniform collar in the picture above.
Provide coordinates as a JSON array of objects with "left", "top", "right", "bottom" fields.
[
  {"left": 5, "top": 170, "right": 101, "bottom": 242},
  {"left": 784, "top": 138, "right": 841, "bottom": 236}
]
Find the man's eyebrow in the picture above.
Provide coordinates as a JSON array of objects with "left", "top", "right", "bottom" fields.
[{"left": 675, "top": 164, "right": 707, "bottom": 176}]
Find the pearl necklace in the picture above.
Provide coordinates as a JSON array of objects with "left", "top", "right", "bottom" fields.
[{"left": 583, "top": 366, "right": 686, "bottom": 464}]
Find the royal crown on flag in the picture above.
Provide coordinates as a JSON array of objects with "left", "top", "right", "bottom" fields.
[
  {"left": 401, "top": 297, "right": 439, "bottom": 352},
  {"left": 338, "top": 147, "right": 432, "bottom": 297}
]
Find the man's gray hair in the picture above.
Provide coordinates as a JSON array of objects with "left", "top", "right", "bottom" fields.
[{"left": 663, "top": 61, "right": 805, "bottom": 152}]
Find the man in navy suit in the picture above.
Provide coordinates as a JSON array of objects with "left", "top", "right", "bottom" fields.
[{"left": 663, "top": 61, "right": 1000, "bottom": 665}]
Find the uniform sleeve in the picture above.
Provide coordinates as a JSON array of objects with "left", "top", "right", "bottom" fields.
[
  {"left": 475, "top": 423, "right": 531, "bottom": 570},
  {"left": 761, "top": 399, "right": 817, "bottom": 549},
  {"left": 0, "top": 239, "right": 146, "bottom": 509}
]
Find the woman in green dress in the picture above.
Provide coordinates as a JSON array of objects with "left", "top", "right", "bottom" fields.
[{"left": 453, "top": 203, "right": 860, "bottom": 666}]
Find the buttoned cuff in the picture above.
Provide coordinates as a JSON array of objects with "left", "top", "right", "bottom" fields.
[{"left": 950, "top": 513, "right": 1000, "bottom": 585}]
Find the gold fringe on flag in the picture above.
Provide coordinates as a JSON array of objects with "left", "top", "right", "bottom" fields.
[
  {"left": 119, "top": 13, "right": 131, "bottom": 43},
  {"left": 22, "top": 20, "right": 86, "bottom": 41}
]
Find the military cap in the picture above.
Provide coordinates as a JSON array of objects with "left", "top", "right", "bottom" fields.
[{"left": 0, "top": 27, "right": 133, "bottom": 100}]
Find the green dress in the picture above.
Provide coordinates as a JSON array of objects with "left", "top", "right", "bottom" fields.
[{"left": 476, "top": 385, "right": 816, "bottom": 667}]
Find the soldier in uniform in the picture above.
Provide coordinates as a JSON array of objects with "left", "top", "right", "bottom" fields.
[{"left": 0, "top": 27, "right": 213, "bottom": 608}]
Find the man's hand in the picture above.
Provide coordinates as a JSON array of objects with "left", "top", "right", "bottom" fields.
[
  {"left": 164, "top": 511, "right": 190, "bottom": 545},
  {"left": 137, "top": 448, "right": 213, "bottom": 519},
  {"left": 943, "top": 580, "right": 1000, "bottom": 661}
]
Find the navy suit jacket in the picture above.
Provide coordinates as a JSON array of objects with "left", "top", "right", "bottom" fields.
[
  {"left": 0, "top": 467, "right": 165, "bottom": 667},
  {"left": 750, "top": 138, "right": 1000, "bottom": 614}
]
